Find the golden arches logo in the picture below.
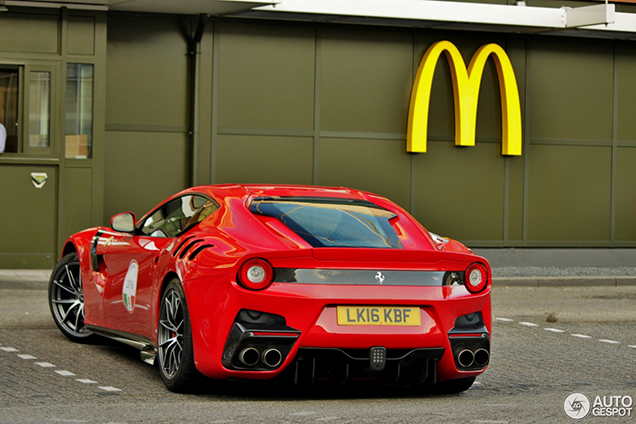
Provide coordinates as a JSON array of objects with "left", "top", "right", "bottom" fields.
[{"left": 407, "top": 41, "right": 522, "bottom": 156}]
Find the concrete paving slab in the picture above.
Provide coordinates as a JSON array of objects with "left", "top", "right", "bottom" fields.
[
  {"left": 0, "top": 269, "right": 50, "bottom": 282},
  {"left": 0, "top": 289, "right": 53, "bottom": 329},
  {"left": 536, "top": 276, "right": 617, "bottom": 287}
]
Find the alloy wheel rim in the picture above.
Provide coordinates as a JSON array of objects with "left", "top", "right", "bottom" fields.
[
  {"left": 158, "top": 289, "right": 184, "bottom": 380},
  {"left": 50, "top": 262, "right": 90, "bottom": 336}
]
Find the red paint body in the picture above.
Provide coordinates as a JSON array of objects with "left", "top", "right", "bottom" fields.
[{"left": 64, "top": 184, "right": 491, "bottom": 384}]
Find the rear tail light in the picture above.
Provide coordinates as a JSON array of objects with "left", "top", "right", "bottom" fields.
[
  {"left": 238, "top": 258, "right": 274, "bottom": 290},
  {"left": 464, "top": 262, "right": 489, "bottom": 294}
]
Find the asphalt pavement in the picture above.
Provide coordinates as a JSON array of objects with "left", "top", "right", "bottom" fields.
[{"left": 2, "top": 267, "right": 635, "bottom": 423}]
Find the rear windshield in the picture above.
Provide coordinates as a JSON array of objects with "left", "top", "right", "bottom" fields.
[{"left": 250, "top": 197, "right": 402, "bottom": 249}]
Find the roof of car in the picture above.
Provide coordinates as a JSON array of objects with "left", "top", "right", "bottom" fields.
[{"left": 190, "top": 184, "right": 373, "bottom": 201}]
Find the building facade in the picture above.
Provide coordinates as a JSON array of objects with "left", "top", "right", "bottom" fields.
[{"left": 1, "top": 0, "right": 636, "bottom": 268}]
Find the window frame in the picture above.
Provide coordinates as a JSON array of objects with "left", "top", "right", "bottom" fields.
[
  {"left": 137, "top": 194, "right": 220, "bottom": 238},
  {"left": 65, "top": 62, "right": 94, "bottom": 159},
  {"left": 0, "top": 61, "right": 60, "bottom": 158}
]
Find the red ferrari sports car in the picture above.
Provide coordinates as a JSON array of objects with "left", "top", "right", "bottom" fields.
[{"left": 49, "top": 184, "right": 491, "bottom": 393}]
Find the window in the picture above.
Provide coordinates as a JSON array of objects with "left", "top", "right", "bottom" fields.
[
  {"left": 28, "top": 71, "right": 51, "bottom": 149},
  {"left": 65, "top": 64, "right": 93, "bottom": 159},
  {"left": 0, "top": 66, "right": 19, "bottom": 153},
  {"left": 250, "top": 197, "right": 402, "bottom": 249},
  {"left": 140, "top": 195, "right": 219, "bottom": 238},
  {"left": 0, "top": 64, "right": 56, "bottom": 155}
]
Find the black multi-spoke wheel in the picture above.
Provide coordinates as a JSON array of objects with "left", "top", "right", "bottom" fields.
[
  {"left": 48, "top": 252, "right": 93, "bottom": 342},
  {"left": 157, "top": 279, "right": 201, "bottom": 392}
]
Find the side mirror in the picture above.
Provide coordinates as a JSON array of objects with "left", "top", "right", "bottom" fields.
[{"left": 111, "top": 212, "right": 136, "bottom": 233}]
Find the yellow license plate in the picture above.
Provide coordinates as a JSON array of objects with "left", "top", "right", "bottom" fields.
[{"left": 337, "top": 306, "right": 421, "bottom": 326}]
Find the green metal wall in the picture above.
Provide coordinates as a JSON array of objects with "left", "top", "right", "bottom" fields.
[
  {"left": 104, "top": 14, "right": 190, "bottom": 221},
  {"left": 0, "top": 8, "right": 106, "bottom": 268},
  {"left": 103, "top": 16, "right": 636, "bottom": 248}
]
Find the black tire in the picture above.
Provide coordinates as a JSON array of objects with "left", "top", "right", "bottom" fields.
[
  {"left": 157, "top": 279, "right": 202, "bottom": 392},
  {"left": 419, "top": 377, "right": 477, "bottom": 395},
  {"left": 48, "top": 252, "right": 94, "bottom": 342}
]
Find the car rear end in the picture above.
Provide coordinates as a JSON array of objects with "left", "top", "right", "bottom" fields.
[{"left": 185, "top": 187, "right": 491, "bottom": 387}]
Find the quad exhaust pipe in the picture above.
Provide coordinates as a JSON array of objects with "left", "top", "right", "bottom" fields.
[
  {"left": 262, "top": 348, "right": 283, "bottom": 368},
  {"left": 457, "top": 349, "right": 475, "bottom": 368},
  {"left": 238, "top": 347, "right": 283, "bottom": 368},
  {"left": 473, "top": 348, "right": 490, "bottom": 367},
  {"left": 457, "top": 348, "right": 489, "bottom": 368},
  {"left": 238, "top": 347, "right": 260, "bottom": 367}
]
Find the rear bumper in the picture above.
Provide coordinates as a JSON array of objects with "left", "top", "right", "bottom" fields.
[{"left": 184, "top": 277, "right": 491, "bottom": 383}]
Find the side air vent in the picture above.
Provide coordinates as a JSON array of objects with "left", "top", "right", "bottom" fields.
[
  {"left": 172, "top": 236, "right": 196, "bottom": 257},
  {"left": 188, "top": 244, "right": 215, "bottom": 261},
  {"left": 90, "top": 230, "right": 104, "bottom": 272},
  {"left": 179, "top": 239, "right": 204, "bottom": 259}
]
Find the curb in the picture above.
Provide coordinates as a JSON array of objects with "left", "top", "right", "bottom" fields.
[{"left": 493, "top": 276, "right": 636, "bottom": 287}]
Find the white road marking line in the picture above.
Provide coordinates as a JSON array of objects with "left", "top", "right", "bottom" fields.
[
  {"left": 2, "top": 345, "right": 120, "bottom": 391},
  {"left": 517, "top": 326, "right": 634, "bottom": 347},
  {"left": 474, "top": 421, "right": 509, "bottom": 424},
  {"left": 495, "top": 317, "right": 514, "bottom": 322},
  {"left": 511, "top": 321, "right": 636, "bottom": 349},
  {"left": 98, "top": 386, "right": 122, "bottom": 392},
  {"left": 17, "top": 354, "right": 36, "bottom": 360}
]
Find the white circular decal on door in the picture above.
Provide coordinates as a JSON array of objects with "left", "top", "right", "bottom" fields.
[{"left": 122, "top": 260, "right": 138, "bottom": 313}]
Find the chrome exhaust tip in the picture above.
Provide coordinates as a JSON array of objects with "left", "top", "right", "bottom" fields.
[
  {"left": 262, "top": 348, "right": 282, "bottom": 368},
  {"left": 473, "top": 348, "right": 490, "bottom": 367},
  {"left": 238, "top": 347, "right": 260, "bottom": 367},
  {"left": 457, "top": 349, "right": 475, "bottom": 368}
]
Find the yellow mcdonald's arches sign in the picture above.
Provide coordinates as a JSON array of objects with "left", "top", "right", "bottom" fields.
[{"left": 407, "top": 41, "right": 522, "bottom": 156}]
